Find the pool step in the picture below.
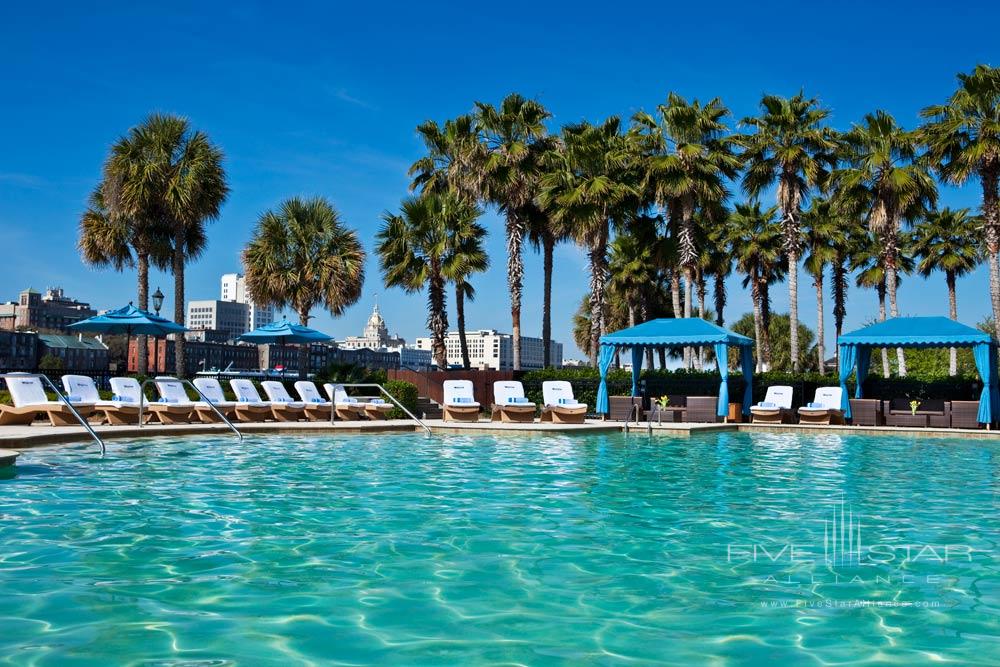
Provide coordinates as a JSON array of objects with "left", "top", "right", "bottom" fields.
[{"left": 416, "top": 397, "right": 443, "bottom": 420}]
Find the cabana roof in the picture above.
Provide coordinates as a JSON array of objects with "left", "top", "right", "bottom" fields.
[
  {"left": 600, "top": 318, "right": 753, "bottom": 348},
  {"left": 839, "top": 317, "right": 994, "bottom": 348}
]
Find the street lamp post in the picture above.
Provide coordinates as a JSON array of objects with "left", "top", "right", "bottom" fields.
[{"left": 152, "top": 287, "right": 164, "bottom": 374}]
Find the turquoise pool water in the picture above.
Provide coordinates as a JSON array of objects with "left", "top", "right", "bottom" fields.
[{"left": 1, "top": 431, "right": 998, "bottom": 665}]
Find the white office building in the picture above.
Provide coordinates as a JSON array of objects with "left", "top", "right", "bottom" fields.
[
  {"left": 186, "top": 300, "right": 250, "bottom": 340},
  {"left": 414, "top": 329, "right": 563, "bottom": 370},
  {"left": 221, "top": 273, "right": 276, "bottom": 331}
]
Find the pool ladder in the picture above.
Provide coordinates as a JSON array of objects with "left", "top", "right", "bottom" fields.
[
  {"left": 0, "top": 372, "right": 105, "bottom": 454},
  {"left": 138, "top": 377, "right": 243, "bottom": 442},
  {"left": 333, "top": 383, "right": 431, "bottom": 435}
]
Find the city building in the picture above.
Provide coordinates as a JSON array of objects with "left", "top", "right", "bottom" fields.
[
  {"left": 339, "top": 303, "right": 406, "bottom": 350},
  {"left": 130, "top": 338, "right": 259, "bottom": 376},
  {"left": 385, "top": 345, "right": 433, "bottom": 371},
  {"left": 37, "top": 334, "right": 109, "bottom": 371},
  {"left": 0, "top": 287, "right": 96, "bottom": 333},
  {"left": 186, "top": 300, "right": 250, "bottom": 340},
  {"left": 414, "top": 330, "right": 563, "bottom": 370},
  {"left": 221, "top": 273, "right": 276, "bottom": 331},
  {"left": 261, "top": 343, "right": 400, "bottom": 374},
  {"left": 0, "top": 331, "right": 38, "bottom": 370}
]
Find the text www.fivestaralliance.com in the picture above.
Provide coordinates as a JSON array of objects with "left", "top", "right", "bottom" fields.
[{"left": 760, "top": 600, "right": 941, "bottom": 608}]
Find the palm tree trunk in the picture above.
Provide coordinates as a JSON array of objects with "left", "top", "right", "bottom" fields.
[
  {"left": 658, "top": 348, "right": 666, "bottom": 370},
  {"left": 506, "top": 213, "right": 524, "bottom": 371},
  {"left": 670, "top": 270, "right": 682, "bottom": 318},
  {"left": 714, "top": 273, "right": 726, "bottom": 327},
  {"left": 751, "top": 276, "right": 763, "bottom": 373},
  {"left": 641, "top": 300, "right": 654, "bottom": 370},
  {"left": 814, "top": 270, "right": 825, "bottom": 373},
  {"left": 832, "top": 257, "right": 847, "bottom": 371},
  {"left": 172, "top": 233, "right": 186, "bottom": 377},
  {"left": 878, "top": 283, "right": 890, "bottom": 378},
  {"left": 136, "top": 252, "right": 149, "bottom": 375},
  {"left": 683, "top": 267, "right": 694, "bottom": 369},
  {"left": 541, "top": 232, "right": 554, "bottom": 368},
  {"left": 456, "top": 285, "right": 470, "bottom": 370},
  {"left": 982, "top": 170, "right": 1000, "bottom": 341},
  {"left": 298, "top": 309, "right": 310, "bottom": 380},
  {"left": 884, "top": 243, "right": 906, "bottom": 377},
  {"left": 428, "top": 260, "right": 448, "bottom": 369},
  {"left": 696, "top": 272, "right": 706, "bottom": 370},
  {"left": 787, "top": 249, "right": 800, "bottom": 372},
  {"left": 760, "top": 279, "right": 773, "bottom": 370},
  {"left": 587, "top": 222, "right": 610, "bottom": 367},
  {"left": 947, "top": 270, "right": 958, "bottom": 376}
]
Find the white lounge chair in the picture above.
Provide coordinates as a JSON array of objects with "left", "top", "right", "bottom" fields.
[
  {"left": 194, "top": 377, "right": 269, "bottom": 422},
  {"left": 231, "top": 379, "right": 304, "bottom": 422},
  {"left": 749, "top": 385, "right": 794, "bottom": 424},
  {"left": 62, "top": 374, "right": 139, "bottom": 425},
  {"left": 491, "top": 381, "right": 536, "bottom": 423},
  {"left": 110, "top": 376, "right": 191, "bottom": 424},
  {"left": 294, "top": 380, "right": 342, "bottom": 420},
  {"left": 0, "top": 373, "right": 94, "bottom": 426},
  {"left": 323, "top": 383, "right": 392, "bottom": 420},
  {"left": 797, "top": 387, "right": 845, "bottom": 425},
  {"left": 155, "top": 376, "right": 231, "bottom": 424},
  {"left": 442, "top": 380, "right": 481, "bottom": 422},
  {"left": 540, "top": 381, "right": 588, "bottom": 424},
  {"left": 261, "top": 380, "right": 326, "bottom": 421}
]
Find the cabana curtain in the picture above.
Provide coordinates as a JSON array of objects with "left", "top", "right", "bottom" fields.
[
  {"left": 597, "top": 318, "right": 754, "bottom": 417},
  {"left": 838, "top": 317, "right": 999, "bottom": 423}
]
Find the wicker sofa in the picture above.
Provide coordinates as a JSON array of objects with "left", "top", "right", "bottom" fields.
[
  {"left": 608, "top": 396, "right": 644, "bottom": 421},
  {"left": 684, "top": 396, "right": 719, "bottom": 423},
  {"left": 883, "top": 399, "right": 950, "bottom": 428}
]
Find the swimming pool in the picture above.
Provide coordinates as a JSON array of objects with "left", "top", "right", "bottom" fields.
[{"left": 1, "top": 431, "right": 998, "bottom": 664}]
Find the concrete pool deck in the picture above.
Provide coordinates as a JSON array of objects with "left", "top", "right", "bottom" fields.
[{"left": 1, "top": 417, "right": 998, "bottom": 465}]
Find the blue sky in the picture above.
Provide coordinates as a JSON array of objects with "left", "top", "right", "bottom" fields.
[{"left": 1, "top": 1, "right": 997, "bottom": 360}]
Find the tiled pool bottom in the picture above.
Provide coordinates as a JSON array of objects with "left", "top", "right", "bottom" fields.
[{"left": 1, "top": 432, "right": 997, "bottom": 665}]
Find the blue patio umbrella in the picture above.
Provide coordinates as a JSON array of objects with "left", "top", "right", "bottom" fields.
[
  {"left": 68, "top": 303, "right": 187, "bottom": 336},
  {"left": 237, "top": 319, "right": 332, "bottom": 345}
]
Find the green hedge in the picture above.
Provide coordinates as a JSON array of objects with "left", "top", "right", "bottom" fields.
[
  {"left": 520, "top": 367, "right": 984, "bottom": 408},
  {"left": 383, "top": 380, "right": 418, "bottom": 419}
]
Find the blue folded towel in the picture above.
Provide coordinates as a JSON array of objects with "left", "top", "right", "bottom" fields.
[
  {"left": 807, "top": 402, "right": 823, "bottom": 408},
  {"left": 758, "top": 402, "right": 775, "bottom": 408},
  {"left": 557, "top": 398, "right": 572, "bottom": 405},
  {"left": 311, "top": 397, "right": 324, "bottom": 403},
  {"left": 66, "top": 394, "right": 82, "bottom": 402},
  {"left": 452, "top": 397, "right": 472, "bottom": 404},
  {"left": 507, "top": 396, "right": 529, "bottom": 404},
  {"left": 370, "top": 398, "right": 385, "bottom": 405},
  {"left": 159, "top": 397, "right": 177, "bottom": 403}
]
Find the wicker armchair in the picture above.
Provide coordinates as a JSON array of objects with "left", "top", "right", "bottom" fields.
[
  {"left": 950, "top": 401, "right": 982, "bottom": 429},
  {"left": 848, "top": 399, "right": 883, "bottom": 426},
  {"left": 608, "top": 396, "right": 643, "bottom": 421},
  {"left": 685, "top": 396, "right": 719, "bottom": 423}
]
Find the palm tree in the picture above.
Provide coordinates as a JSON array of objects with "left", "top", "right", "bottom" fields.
[
  {"left": 802, "top": 197, "right": 841, "bottom": 373},
  {"left": 852, "top": 233, "right": 915, "bottom": 377},
  {"left": 633, "top": 94, "right": 739, "bottom": 367},
  {"left": 78, "top": 186, "right": 171, "bottom": 375},
  {"left": 910, "top": 208, "right": 983, "bottom": 375},
  {"left": 833, "top": 110, "right": 937, "bottom": 376},
  {"left": 376, "top": 193, "right": 484, "bottom": 369},
  {"left": 445, "top": 216, "right": 490, "bottom": 370},
  {"left": 829, "top": 212, "right": 864, "bottom": 369},
  {"left": 475, "top": 94, "right": 551, "bottom": 370},
  {"left": 727, "top": 202, "right": 785, "bottom": 371},
  {"left": 101, "top": 114, "right": 228, "bottom": 376},
  {"left": 524, "top": 201, "right": 568, "bottom": 368},
  {"left": 920, "top": 65, "right": 1000, "bottom": 340},
  {"left": 539, "top": 118, "right": 636, "bottom": 366},
  {"left": 243, "top": 197, "right": 365, "bottom": 379},
  {"left": 738, "top": 93, "right": 836, "bottom": 371},
  {"left": 409, "top": 114, "right": 486, "bottom": 201}
]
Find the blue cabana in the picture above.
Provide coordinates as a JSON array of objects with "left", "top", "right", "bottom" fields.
[
  {"left": 838, "top": 316, "right": 1000, "bottom": 423},
  {"left": 596, "top": 318, "right": 755, "bottom": 418}
]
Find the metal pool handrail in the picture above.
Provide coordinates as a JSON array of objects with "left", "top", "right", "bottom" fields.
[
  {"left": 139, "top": 377, "right": 243, "bottom": 442},
  {"left": 1, "top": 372, "right": 105, "bottom": 454},
  {"left": 333, "top": 383, "right": 431, "bottom": 435}
]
